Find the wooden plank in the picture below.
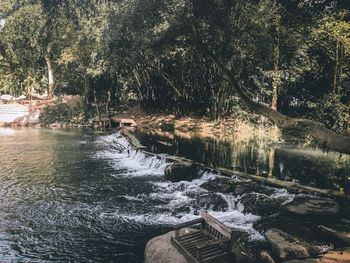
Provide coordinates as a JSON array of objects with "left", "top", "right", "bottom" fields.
[
  {"left": 178, "top": 231, "right": 203, "bottom": 240},
  {"left": 202, "top": 247, "right": 222, "bottom": 257},
  {"left": 181, "top": 237, "right": 208, "bottom": 246},
  {"left": 202, "top": 248, "right": 224, "bottom": 258},
  {"left": 170, "top": 213, "right": 233, "bottom": 262},
  {"left": 201, "top": 212, "right": 232, "bottom": 238},
  {"left": 195, "top": 238, "right": 229, "bottom": 250},
  {"left": 180, "top": 234, "right": 206, "bottom": 243},
  {"left": 202, "top": 246, "right": 220, "bottom": 253},
  {"left": 171, "top": 237, "right": 199, "bottom": 263},
  {"left": 173, "top": 218, "right": 204, "bottom": 230},
  {"left": 202, "top": 252, "right": 228, "bottom": 263}
]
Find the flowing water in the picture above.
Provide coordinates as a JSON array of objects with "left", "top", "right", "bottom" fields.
[
  {"left": 0, "top": 128, "right": 294, "bottom": 262},
  {"left": 132, "top": 129, "right": 350, "bottom": 195},
  {"left": 0, "top": 128, "right": 346, "bottom": 262}
]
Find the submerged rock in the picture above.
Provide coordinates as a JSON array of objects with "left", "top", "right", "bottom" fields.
[
  {"left": 284, "top": 197, "right": 339, "bottom": 217},
  {"left": 164, "top": 162, "right": 203, "bottom": 182},
  {"left": 200, "top": 177, "right": 237, "bottom": 193},
  {"left": 240, "top": 193, "right": 283, "bottom": 216},
  {"left": 198, "top": 193, "right": 229, "bottom": 211},
  {"left": 257, "top": 216, "right": 322, "bottom": 243},
  {"left": 200, "top": 177, "right": 270, "bottom": 196},
  {"left": 265, "top": 228, "right": 320, "bottom": 261}
]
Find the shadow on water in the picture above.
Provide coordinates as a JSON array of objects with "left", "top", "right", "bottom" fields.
[{"left": 132, "top": 129, "right": 350, "bottom": 194}]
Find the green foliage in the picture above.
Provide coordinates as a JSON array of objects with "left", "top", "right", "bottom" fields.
[
  {"left": 39, "top": 99, "right": 86, "bottom": 124},
  {"left": 312, "top": 93, "right": 348, "bottom": 134},
  {"left": 0, "top": 0, "right": 349, "bottom": 133}
]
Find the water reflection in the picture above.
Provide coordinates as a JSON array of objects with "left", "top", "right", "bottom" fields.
[
  {"left": 132, "top": 129, "right": 350, "bottom": 194},
  {"left": 0, "top": 128, "right": 15, "bottom": 136}
]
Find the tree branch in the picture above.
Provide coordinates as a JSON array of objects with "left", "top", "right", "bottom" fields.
[{"left": 192, "top": 26, "right": 350, "bottom": 154}]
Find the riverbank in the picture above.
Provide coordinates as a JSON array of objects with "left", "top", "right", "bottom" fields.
[
  {"left": 116, "top": 105, "right": 281, "bottom": 142},
  {"left": 0, "top": 97, "right": 281, "bottom": 144}
]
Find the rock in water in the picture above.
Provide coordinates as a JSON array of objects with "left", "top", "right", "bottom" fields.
[
  {"left": 164, "top": 162, "right": 203, "bottom": 182},
  {"left": 284, "top": 197, "right": 339, "bottom": 217},
  {"left": 240, "top": 193, "right": 283, "bottom": 216},
  {"left": 260, "top": 250, "right": 276, "bottom": 263},
  {"left": 198, "top": 193, "right": 229, "bottom": 211},
  {"left": 200, "top": 177, "right": 237, "bottom": 193},
  {"left": 265, "top": 228, "right": 320, "bottom": 261},
  {"left": 144, "top": 230, "right": 192, "bottom": 263}
]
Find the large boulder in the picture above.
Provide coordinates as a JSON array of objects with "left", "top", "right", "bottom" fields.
[
  {"left": 198, "top": 193, "right": 229, "bottom": 211},
  {"left": 164, "top": 162, "right": 203, "bottom": 182},
  {"left": 283, "top": 197, "right": 339, "bottom": 217},
  {"left": 200, "top": 177, "right": 237, "bottom": 193},
  {"left": 240, "top": 193, "right": 283, "bottom": 217},
  {"left": 144, "top": 229, "right": 194, "bottom": 263},
  {"left": 265, "top": 228, "right": 321, "bottom": 261}
]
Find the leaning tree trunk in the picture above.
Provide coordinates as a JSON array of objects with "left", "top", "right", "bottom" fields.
[
  {"left": 45, "top": 54, "right": 54, "bottom": 98},
  {"left": 193, "top": 30, "right": 350, "bottom": 155}
]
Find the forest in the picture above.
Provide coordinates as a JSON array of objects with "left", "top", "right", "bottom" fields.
[{"left": 1, "top": 0, "right": 350, "bottom": 152}]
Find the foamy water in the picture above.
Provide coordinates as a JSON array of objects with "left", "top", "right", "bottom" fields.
[{"left": 94, "top": 132, "right": 298, "bottom": 242}]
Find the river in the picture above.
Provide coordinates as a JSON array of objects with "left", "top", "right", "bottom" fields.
[{"left": 0, "top": 128, "right": 348, "bottom": 262}]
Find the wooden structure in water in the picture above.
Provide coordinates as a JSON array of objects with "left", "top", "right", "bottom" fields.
[{"left": 170, "top": 212, "right": 234, "bottom": 263}]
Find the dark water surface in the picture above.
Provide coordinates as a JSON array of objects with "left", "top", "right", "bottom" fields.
[
  {"left": 0, "top": 128, "right": 171, "bottom": 262},
  {"left": 0, "top": 128, "right": 347, "bottom": 262},
  {"left": 132, "top": 129, "right": 350, "bottom": 194},
  {"left": 1, "top": 128, "right": 275, "bottom": 262}
]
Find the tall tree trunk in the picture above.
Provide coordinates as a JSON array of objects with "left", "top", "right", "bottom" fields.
[
  {"left": 333, "top": 39, "right": 339, "bottom": 93},
  {"left": 193, "top": 31, "right": 350, "bottom": 154},
  {"left": 268, "top": 147, "right": 275, "bottom": 177},
  {"left": 45, "top": 54, "right": 54, "bottom": 98},
  {"left": 333, "top": 40, "right": 344, "bottom": 94},
  {"left": 271, "top": 14, "right": 281, "bottom": 110}
]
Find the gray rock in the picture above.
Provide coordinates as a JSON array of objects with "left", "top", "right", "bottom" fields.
[
  {"left": 265, "top": 228, "right": 320, "bottom": 261},
  {"left": 240, "top": 193, "right": 283, "bottom": 216},
  {"left": 284, "top": 197, "right": 339, "bottom": 217},
  {"left": 200, "top": 177, "right": 237, "bottom": 193},
  {"left": 144, "top": 230, "right": 193, "bottom": 263},
  {"left": 233, "top": 181, "right": 264, "bottom": 196},
  {"left": 198, "top": 193, "right": 229, "bottom": 211},
  {"left": 260, "top": 250, "right": 276, "bottom": 263},
  {"left": 164, "top": 162, "right": 203, "bottom": 182}
]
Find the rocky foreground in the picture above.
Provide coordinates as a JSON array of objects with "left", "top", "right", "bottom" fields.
[{"left": 145, "top": 162, "right": 350, "bottom": 263}]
